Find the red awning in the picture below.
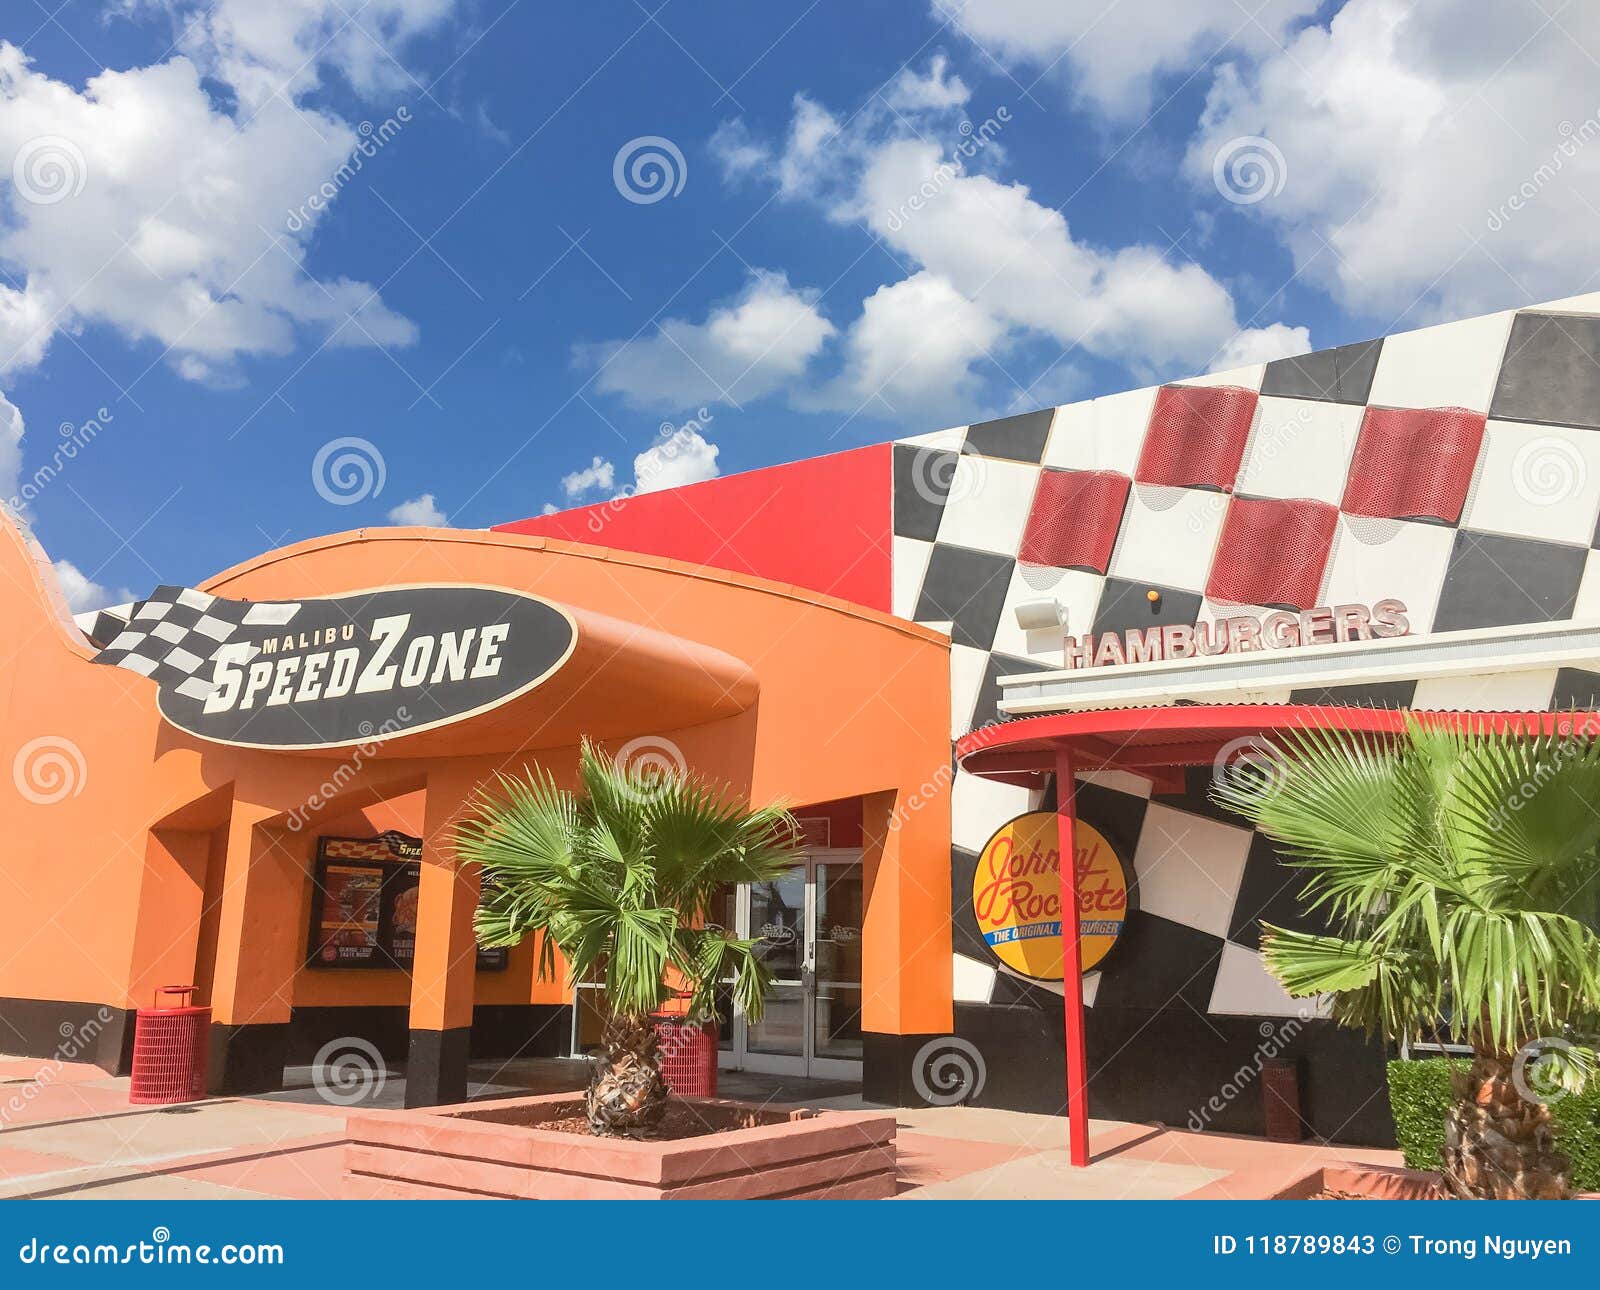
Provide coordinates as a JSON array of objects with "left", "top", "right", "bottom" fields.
[{"left": 955, "top": 704, "right": 1600, "bottom": 787}]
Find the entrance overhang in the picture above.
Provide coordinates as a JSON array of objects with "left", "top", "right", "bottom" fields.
[
  {"left": 957, "top": 698, "right": 1600, "bottom": 1168},
  {"left": 956, "top": 703, "right": 1600, "bottom": 787}
]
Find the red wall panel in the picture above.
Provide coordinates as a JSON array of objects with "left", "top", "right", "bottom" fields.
[
  {"left": 1019, "top": 468, "right": 1130, "bottom": 573},
  {"left": 1135, "top": 385, "right": 1258, "bottom": 490},
  {"left": 494, "top": 444, "right": 893, "bottom": 612},
  {"left": 1340, "top": 406, "right": 1486, "bottom": 524},
  {"left": 1207, "top": 495, "right": 1338, "bottom": 611}
]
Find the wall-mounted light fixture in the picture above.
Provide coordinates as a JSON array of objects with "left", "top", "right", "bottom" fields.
[{"left": 1014, "top": 599, "right": 1064, "bottom": 631}]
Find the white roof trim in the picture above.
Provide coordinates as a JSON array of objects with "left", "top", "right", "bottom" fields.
[{"left": 997, "top": 619, "right": 1600, "bottom": 715}]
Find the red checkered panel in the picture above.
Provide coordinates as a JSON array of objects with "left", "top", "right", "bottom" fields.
[
  {"left": 1019, "top": 469, "right": 1131, "bottom": 574},
  {"left": 1206, "top": 496, "right": 1339, "bottom": 610},
  {"left": 1340, "top": 406, "right": 1487, "bottom": 523},
  {"left": 1134, "top": 385, "right": 1259, "bottom": 490}
]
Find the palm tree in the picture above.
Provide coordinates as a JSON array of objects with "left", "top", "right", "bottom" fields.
[
  {"left": 455, "top": 739, "right": 801, "bottom": 1137},
  {"left": 1212, "top": 716, "right": 1600, "bottom": 1199}
]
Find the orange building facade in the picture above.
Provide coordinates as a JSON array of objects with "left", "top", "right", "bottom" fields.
[{"left": 0, "top": 513, "right": 952, "bottom": 1105}]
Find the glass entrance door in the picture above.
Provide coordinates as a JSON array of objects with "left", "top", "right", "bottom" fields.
[{"left": 719, "top": 850, "right": 863, "bottom": 1080}]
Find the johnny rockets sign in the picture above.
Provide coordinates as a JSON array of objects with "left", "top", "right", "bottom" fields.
[
  {"left": 1062, "top": 598, "right": 1410, "bottom": 670},
  {"left": 90, "top": 583, "right": 577, "bottom": 750},
  {"left": 971, "top": 811, "right": 1130, "bottom": 981}
]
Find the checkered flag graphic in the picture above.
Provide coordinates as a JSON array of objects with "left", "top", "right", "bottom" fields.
[{"left": 86, "top": 586, "right": 302, "bottom": 703}]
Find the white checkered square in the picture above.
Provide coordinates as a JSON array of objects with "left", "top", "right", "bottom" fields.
[
  {"left": 1321, "top": 515, "right": 1455, "bottom": 633},
  {"left": 1235, "top": 396, "right": 1363, "bottom": 505},
  {"left": 1042, "top": 386, "right": 1154, "bottom": 475},
  {"left": 1108, "top": 484, "right": 1228, "bottom": 593},
  {"left": 90, "top": 585, "right": 302, "bottom": 699},
  {"left": 934, "top": 457, "right": 1041, "bottom": 556},
  {"left": 1367, "top": 309, "right": 1514, "bottom": 413},
  {"left": 1459, "top": 419, "right": 1600, "bottom": 546}
]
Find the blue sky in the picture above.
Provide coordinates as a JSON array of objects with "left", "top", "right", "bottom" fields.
[{"left": 2, "top": 1, "right": 1595, "bottom": 608}]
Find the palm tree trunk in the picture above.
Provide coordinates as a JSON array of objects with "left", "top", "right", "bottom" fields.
[
  {"left": 586, "top": 1012, "right": 669, "bottom": 1137},
  {"left": 1440, "top": 1050, "right": 1571, "bottom": 1198}
]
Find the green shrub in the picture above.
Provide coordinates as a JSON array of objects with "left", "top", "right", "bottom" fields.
[{"left": 1387, "top": 1058, "right": 1600, "bottom": 1191}]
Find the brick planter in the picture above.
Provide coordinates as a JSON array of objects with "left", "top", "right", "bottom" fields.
[
  {"left": 1272, "top": 1162, "right": 1600, "bottom": 1200},
  {"left": 345, "top": 1093, "right": 897, "bottom": 1200}
]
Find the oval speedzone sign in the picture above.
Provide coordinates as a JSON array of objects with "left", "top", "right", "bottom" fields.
[{"left": 157, "top": 584, "right": 576, "bottom": 749}]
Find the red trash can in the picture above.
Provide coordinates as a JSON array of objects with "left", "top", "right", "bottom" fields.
[
  {"left": 650, "top": 1014, "right": 718, "bottom": 1097},
  {"left": 129, "top": 986, "right": 211, "bottom": 1105}
]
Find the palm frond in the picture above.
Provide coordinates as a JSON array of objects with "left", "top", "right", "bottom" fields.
[
  {"left": 455, "top": 737, "right": 802, "bottom": 1024},
  {"left": 1234, "top": 715, "right": 1600, "bottom": 1057}
]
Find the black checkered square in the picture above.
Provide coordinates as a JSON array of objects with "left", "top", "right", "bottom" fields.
[{"left": 90, "top": 586, "right": 301, "bottom": 701}]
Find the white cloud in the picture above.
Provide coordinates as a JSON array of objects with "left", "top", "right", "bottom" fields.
[
  {"left": 1185, "top": 0, "right": 1600, "bottom": 321},
  {"left": 932, "top": 0, "right": 1319, "bottom": 116},
  {"left": 883, "top": 53, "right": 970, "bottom": 113},
  {"left": 386, "top": 492, "right": 447, "bottom": 525},
  {"left": 715, "top": 73, "right": 1305, "bottom": 418},
  {"left": 853, "top": 136, "right": 1284, "bottom": 378},
  {"left": 0, "top": 3, "right": 431, "bottom": 384},
  {"left": 634, "top": 427, "right": 720, "bottom": 494},
  {"left": 137, "top": 0, "right": 454, "bottom": 111},
  {"left": 52, "top": 558, "right": 133, "bottom": 613},
  {"left": 1207, "top": 321, "right": 1311, "bottom": 373},
  {"left": 581, "top": 270, "right": 835, "bottom": 410},
  {"left": 561, "top": 456, "right": 615, "bottom": 498},
  {"left": 0, "top": 389, "right": 20, "bottom": 505},
  {"left": 806, "top": 272, "right": 1004, "bottom": 419}
]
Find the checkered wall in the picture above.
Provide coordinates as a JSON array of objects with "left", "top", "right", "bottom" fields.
[{"left": 894, "top": 295, "right": 1600, "bottom": 1022}]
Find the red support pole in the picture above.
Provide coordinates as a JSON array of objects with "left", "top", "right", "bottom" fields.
[{"left": 1056, "top": 749, "right": 1091, "bottom": 1167}]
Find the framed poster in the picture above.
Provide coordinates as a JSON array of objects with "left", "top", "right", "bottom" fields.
[{"left": 306, "top": 834, "right": 508, "bottom": 970}]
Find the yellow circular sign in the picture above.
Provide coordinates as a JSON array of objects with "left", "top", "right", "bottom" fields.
[{"left": 971, "top": 812, "right": 1129, "bottom": 980}]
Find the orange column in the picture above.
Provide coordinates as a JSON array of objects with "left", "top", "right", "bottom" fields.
[
  {"left": 207, "top": 797, "right": 310, "bottom": 1094},
  {"left": 405, "top": 765, "right": 482, "bottom": 1107},
  {"left": 859, "top": 785, "right": 952, "bottom": 1103}
]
